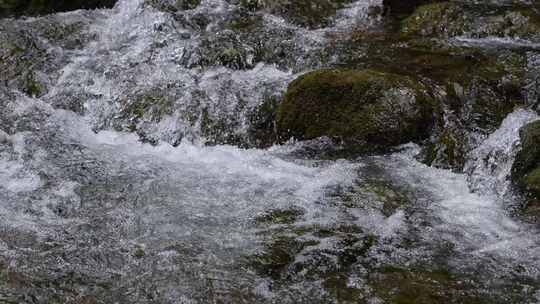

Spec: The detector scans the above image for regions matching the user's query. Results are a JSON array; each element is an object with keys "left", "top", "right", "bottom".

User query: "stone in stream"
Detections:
[
  {"left": 401, "top": 1, "right": 540, "bottom": 42},
  {"left": 0, "top": 12, "right": 97, "bottom": 104},
  {"left": 512, "top": 120, "right": 540, "bottom": 218},
  {"left": 276, "top": 69, "right": 438, "bottom": 154}
]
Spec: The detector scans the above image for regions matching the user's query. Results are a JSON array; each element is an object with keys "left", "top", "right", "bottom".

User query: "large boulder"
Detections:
[
  {"left": 0, "top": 0, "right": 117, "bottom": 18},
  {"left": 512, "top": 120, "right": 540, "bottom": 205},
  {"left": 276, "top": 69, "right": 437, "bottom": 153}
]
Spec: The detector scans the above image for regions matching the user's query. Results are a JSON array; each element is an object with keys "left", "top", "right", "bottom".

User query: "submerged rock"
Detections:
[
  {"left": 512, "top": 120, "right": 540, "bottom": 213},
  {"left": 0, "top": 0, "right": 117, "bottom": 18},
  {"left": 277, "top": 69, "right": 437, "bottom": 153}
]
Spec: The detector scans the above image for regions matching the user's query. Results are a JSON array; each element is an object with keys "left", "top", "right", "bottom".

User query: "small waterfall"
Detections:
[
  {"left": 464, "top": 108, "right": 539, "bottom": 198},
  {"left": 2, "top": 1, "right": 540, "bottom": 302}
]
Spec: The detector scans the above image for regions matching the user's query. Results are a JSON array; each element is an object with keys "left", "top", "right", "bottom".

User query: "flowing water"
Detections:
[{"left": 1, "top": 1, "right": 540, "bottom": 303}]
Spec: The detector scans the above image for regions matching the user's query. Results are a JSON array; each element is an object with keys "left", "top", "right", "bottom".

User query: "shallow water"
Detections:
[{"left": 1, "top": 0, "right": 540, "bottom": 303}]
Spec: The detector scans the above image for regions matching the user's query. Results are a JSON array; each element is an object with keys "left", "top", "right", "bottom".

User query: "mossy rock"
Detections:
[
  {"left": 197, "top": 30, "right": 256, "bottom": 70},
  {"left": 247, "top": 95, "right": 280, "bottom": 148},
  {"left": 338, "top": 166, "right": 414, "bottom": 216},
  {"left": 112, "top": 90, "right": 176, "bottom": 144},
  {"left": 401, "top": 2, "right": 540, "bottom": 41},
  {"left": 422, "top": 127, "right": 468, "bottom": 170},
  {"left": 277, "top": 69, "right": 437, "bottom": 154},
  {"left": 512, "top": 120, "right": 540, "bottom": 208},
  {"left": 227, "top": 9, "right": 264, "bottom": 32},
  {"left": 476, "top": 9, "right": 540, "bottom": 42},
  {"left": 523, "top": 168, "right": 540, "bottom": 199},
  {"left": 22, "top": 71, "right": 44, "bottom": 97},
  {"left": 0, "top": 24, "right": 50, "bottom": 98},
  {"left": 401, "top": 2, "right": 470, "bottom": 38},
  {"left": 368, "top": 266, "right": 493, "bottom": 304},
  {"left": 254, "top": 207, "right": 305, "bottom": 225},
  {"left": 123, "top": 94, "right": 174, "bottom": 124},
  {"left": 248, "top": 235, "right": 317, "bottom": 280}
]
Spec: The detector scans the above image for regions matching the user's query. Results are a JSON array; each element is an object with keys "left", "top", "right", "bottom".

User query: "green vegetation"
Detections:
[{"left": 512, "top": 120, "right": 540, "bottom": 214}]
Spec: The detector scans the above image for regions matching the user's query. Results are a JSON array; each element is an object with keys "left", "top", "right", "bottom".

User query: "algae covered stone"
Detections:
[
  {"left": 401, "top": 1, "right": 540, "bottom": 42},
  {"left": 512, "top": 120, "right": 540, "bottom": 202},
  {"left": 277, "top": 69, "right": 437, "bottom": 153},
  {"left": 401, "top": 2, "right": 469, "bottom": 38}
]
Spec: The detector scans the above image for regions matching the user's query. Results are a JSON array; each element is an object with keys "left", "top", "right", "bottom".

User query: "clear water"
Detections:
[{"left": 1, "top": 0, "right": 540, "bottom": 303}]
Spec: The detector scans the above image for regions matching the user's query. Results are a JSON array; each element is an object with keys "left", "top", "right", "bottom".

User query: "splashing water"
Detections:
[
  {"left": 465, "top": 109, "right": 539, "bottom": 197},
  {"left": 1, "top": 0, "right": 540, "bottom": 303}
]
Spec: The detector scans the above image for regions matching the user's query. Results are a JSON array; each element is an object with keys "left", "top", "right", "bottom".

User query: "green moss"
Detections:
[
  {"left": 369, "top": 267, "right": 489, "bottom": 304},
  {"left": 401, "top": 2, "right": 540, "bottom": 41},
  {"left": 248, "top": 95, "right": 280, "bottom": 148},
  {"left": 512, "top": 120, "right": 540, "bottom": 180},
  {"left": 126, "top": 94, "right": 173, "bottom": 122},
  {"left": 198, "top": 30, "right": 256, "bottom": 70},
  {"left": 218, "top": 47, "right": 245, "bottom": 68},
  {"left": 524, "top": 167, "right": 540, "bottom": 191},
  {"left": 322, "top": 273, "right": 363, "bottom": 302},
  {"left": 24, "top": 72, "right": 43, "bottom": 97},
  {"left": 511, "top": 121, "right": 540, "bottom": 218},
  {"left": 425, "top": 129, "right": 467, "bottom": 169},
  {"left": 277, "top": 69, "right": 437, "bottom": 153},
  {"left": 0, "top": 259, "right": 7, "bottom": 285},
  {"left": 483, "top": 10, "right": 540, "bottom": 41},
  {"left": 228, "top": 10, "right": 264, "bottom": 32},
  {"left": 133, "top": 247, "right": 145, "bottom": 259},
  {"left": 401, "top": 2, "right": 470, "bottom": 38},
  {"left": 344, "top": 178, "right": 412, "bottom": 216},
  {"left": 249, "top": 235, "right": 318, "bottom": 280},
  {"left": 254, "top": 207, "right": 305, "bottom": 225}
]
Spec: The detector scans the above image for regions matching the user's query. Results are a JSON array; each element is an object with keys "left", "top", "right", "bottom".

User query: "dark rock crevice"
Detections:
[{"left": 0, "top": 0, "right": 118, "bottom": 18}]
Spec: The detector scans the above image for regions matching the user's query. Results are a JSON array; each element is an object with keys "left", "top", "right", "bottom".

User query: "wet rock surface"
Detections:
[
  {"left": 277, "top": 69, "right": 437, "bottom": 153},
  {"left": 512, "top": 120, "right": 540, "bottom": 217},
  {"left": 1, "top": 0, "right": 540, "bottom": 303}
]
